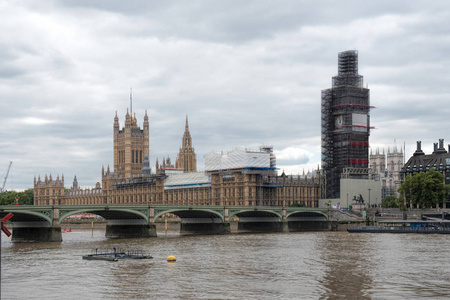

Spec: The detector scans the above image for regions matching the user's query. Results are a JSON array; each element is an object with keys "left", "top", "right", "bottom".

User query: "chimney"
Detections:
[
  {"left": 413, "top": 141, "right": 425, "bottom": 156},
  {"left": 433, "top": 142, "right": 438, "bottom": 153},
  {"left": 437, "top": 139, "right": 447, "bottom": 153}
]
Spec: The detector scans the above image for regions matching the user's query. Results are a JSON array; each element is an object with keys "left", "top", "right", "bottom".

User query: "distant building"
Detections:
[
  {"left": 401, "top": 139, "right": 450, "bottom": 208},
  {"left": 205, "top": 148, "right": 319, "bottom": 206},
  {"left": 34, "top": 109, "right": 319, "bottom": 207},
  {"left": 369, "top": 146, "right": 404, "bottom": 198},
  {"left": 402, "top": 139, "right": 450, "bottom": 181},
  {"left": 321, "top": 50, "right": 372, "bottom": 199}
]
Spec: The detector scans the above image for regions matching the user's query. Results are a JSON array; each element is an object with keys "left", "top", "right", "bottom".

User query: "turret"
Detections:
[
  {"left": 142, "top": 154, "right": 151, "bottom": 176},
  {"left": 114, "top": 111, "right": 119, "bottom": 132}
]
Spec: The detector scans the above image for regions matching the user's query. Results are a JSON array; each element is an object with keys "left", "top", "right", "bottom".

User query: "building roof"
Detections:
[
  {"left": 164, "top": 172, "right": 211, "bottom": 190},
  {"left": 402, "top": 139, "right": 450, "bottom": 174},
  {"left": 205, "top": 148, "right": 271, "bottom": 171}
]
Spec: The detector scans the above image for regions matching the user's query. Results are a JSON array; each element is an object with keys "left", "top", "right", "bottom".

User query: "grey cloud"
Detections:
[
  {"left": 2, "top": 1, "right": 450, "bottom": 189},
  {"left": 54, "top": 0, "right": 436, "bottom": 43}
]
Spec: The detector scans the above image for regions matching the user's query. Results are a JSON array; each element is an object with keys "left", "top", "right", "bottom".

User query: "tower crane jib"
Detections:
[{"left": 1, "top": 161, "right": 12, "bottom": 193}]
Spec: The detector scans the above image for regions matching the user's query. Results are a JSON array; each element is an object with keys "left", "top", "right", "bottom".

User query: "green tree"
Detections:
[
  {"left": 398, "top": 174, "right": 413, "bottom": 210},
  {"left": 382, "top": 196, "right": 398, "bottom": 208},
  {"left": 398, "top": 169, "right": 448, "bottom": 209},
  {"left": 0, "top": 189, "right": 34, "bottom": 205}
]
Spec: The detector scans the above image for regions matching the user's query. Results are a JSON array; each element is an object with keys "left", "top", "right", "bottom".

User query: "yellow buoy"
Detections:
[{"left": 167, "top": 255, "right": 176, "bottom": 262}]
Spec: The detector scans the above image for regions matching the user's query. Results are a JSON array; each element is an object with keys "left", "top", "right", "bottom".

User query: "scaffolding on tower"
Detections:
[{"left": 321, "top": 50, "right": 375, "bottom": 199}]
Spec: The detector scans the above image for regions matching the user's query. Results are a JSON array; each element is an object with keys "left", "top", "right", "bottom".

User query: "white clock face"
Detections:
[{"left": 335, "top": 115, "right": 344, "bottom": 129}]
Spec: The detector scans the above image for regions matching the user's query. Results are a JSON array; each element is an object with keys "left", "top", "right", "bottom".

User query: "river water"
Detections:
[{"left": 1, "top": 229, "right": 449, "bottom": 299}]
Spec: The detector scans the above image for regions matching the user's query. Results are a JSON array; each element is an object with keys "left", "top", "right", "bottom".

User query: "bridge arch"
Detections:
[
  {"left": 229, "top": 208, "right": 283, "bottom": 222},
  {"left": 0, "top": 209, "right": 53, "bottom": 225},
  {"left": 154, "top": 208, "right": 224, "bottom": 222},
  {"left": 286, "top": 211, "right": 328, "bottom": 221},
  {"left": 60, "top": 208, "right": 148, "bottom": 222}
]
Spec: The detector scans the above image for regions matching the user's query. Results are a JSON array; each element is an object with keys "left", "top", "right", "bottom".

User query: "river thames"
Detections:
[{"left": 2, "top": 229, "right": 450, "bottom": 299}]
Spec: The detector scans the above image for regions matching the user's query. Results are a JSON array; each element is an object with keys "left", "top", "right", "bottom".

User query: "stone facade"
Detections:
[
  {"left": 369, "top": 146, "right": 404, "bottom": 198},
  {"left": 114, "top": 110, "right": 149, "bottom": 178},
  {"left": 34, "top": 110, "right": 319, "bottom": 207},
  {"left": 175, "top": 115, "right": 197, "bottom": 173}
]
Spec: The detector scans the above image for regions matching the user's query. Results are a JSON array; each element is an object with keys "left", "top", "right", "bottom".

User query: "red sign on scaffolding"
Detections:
[{"left": 1, "top": 212, "right": 13, "bottom": 237}]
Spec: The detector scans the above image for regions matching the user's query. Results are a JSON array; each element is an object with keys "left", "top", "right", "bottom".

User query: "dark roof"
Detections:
[{"left": 402, "top": 140, "right": 450, "bottom": 173}]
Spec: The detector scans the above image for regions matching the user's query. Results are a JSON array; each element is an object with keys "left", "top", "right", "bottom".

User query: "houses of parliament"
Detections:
[{"left": 34, "top": 108, "right": 319, "bottom": 207}]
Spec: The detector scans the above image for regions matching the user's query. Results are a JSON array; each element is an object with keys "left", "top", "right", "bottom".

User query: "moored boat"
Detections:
[{"left": 348, "top": 220, "right": 450, "bottom": 234}]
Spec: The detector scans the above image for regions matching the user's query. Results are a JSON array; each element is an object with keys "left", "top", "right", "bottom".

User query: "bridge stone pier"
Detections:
[
  {"left": 234, "top": 211, "right": 286, "bottom": 233},
  {"left": 105, "top": 222, "right": 157, "bottom": 239},
  {"left": 72, "top": 205, "right": 157, "bottom": 239},
  {"left": 230, "top": 207, "right": 329, "bottom": 233},
  {"left": 0, "top": 205, "right": 62, "bottom": 242},
  {"left": 155, "top": 207, "right": 231, "bottom": 235}
]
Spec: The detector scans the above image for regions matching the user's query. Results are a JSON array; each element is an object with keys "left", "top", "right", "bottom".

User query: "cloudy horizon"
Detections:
[{"left": 1, "top": 1, "right": 450, "bottom": 191}]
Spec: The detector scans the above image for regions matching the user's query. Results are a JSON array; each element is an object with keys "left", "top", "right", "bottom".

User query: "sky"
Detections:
[{"left": 1, "top": 0, "right": 450, "bottom": 191}]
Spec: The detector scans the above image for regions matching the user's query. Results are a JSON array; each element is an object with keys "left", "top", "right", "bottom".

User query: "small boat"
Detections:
[
  {"left": 82, "top": 248, "right": 153, "bottom": 261},
  {"left": 348, "top": 219, "right": 450, "bottom": 234}
]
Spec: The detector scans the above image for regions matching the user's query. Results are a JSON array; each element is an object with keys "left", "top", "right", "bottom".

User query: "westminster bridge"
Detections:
[{"left": 0, "top": 204, "right": 329, "bottom": 242}]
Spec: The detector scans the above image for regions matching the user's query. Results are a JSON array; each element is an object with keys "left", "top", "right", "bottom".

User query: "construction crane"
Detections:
[{"left": 1, "top": 161, "right": 12, "bottom": 193}]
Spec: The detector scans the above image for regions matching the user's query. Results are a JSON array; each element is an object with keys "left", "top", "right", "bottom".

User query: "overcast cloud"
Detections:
[{"left": 1, "top": 0, "right": 450, "bottom": 190}]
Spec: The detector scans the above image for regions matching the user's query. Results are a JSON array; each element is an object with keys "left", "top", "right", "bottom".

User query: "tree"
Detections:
[
  {"left": 0, "top": 189, "right": 34, "bottom": 205},
  {"left": 382, "top": 196, "right": 398, "bottom": 208},
  {"left": 398, "top": 174, "right": 413, "bottom": 210},
  {"left": 398, "top": 169, "right": 448, "bottom": 209}
]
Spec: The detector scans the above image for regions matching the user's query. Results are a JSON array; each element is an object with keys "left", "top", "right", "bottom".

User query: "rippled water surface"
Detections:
[{"left": 2, "top": 230, "right": 450, "bottom": 299}]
